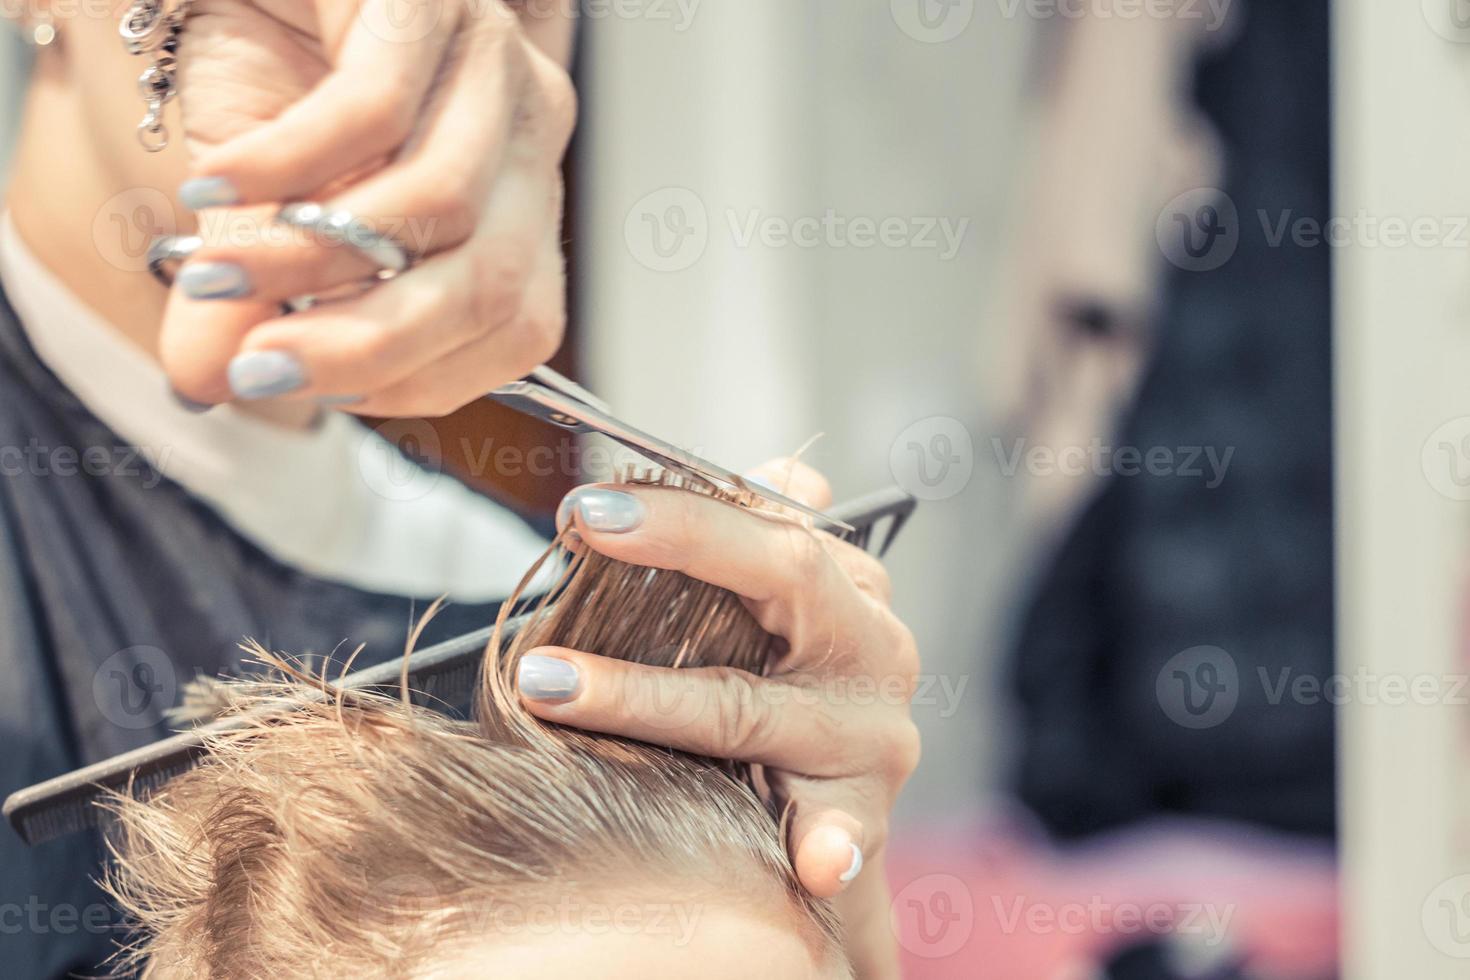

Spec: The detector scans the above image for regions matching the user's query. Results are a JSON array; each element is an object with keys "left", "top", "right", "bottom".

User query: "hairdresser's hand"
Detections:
[
  {"left": 162, "top": 0, "right": 575, "bottom": 415},
  {"left": 523, "top": 459, "right": 918, "bottom": 979}
]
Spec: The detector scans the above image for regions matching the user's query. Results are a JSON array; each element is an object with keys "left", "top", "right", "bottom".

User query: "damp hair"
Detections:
[{"left": 100, "top": 471, "right": 849, "bottom": 979}]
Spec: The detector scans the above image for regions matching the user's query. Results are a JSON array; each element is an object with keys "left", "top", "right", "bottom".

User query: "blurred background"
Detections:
[{"left": 9, "top": 1, "right": 1470, "bottom": 977}]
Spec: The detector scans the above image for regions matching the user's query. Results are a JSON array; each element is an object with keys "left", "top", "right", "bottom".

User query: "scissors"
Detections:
[{"left": 487, "top": 366, "right": 854, "bottom": 533}]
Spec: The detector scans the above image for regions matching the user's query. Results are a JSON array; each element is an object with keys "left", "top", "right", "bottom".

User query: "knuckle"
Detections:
[
  {"left": 358, "top": 83, "right": 418, "bottom": 147},
  {"left": 863, "top": 817, "right": 893, "bottom": 857},
  {"left": 844, "top": 549, "right": 893, "bottom": 602},
  {"left": 709, "top": 668, "right": 777, "bottom": 756},
  {"left": 882, "top": 614, "right": 921, "bottom": 681},
  {"left": 540, "top": 68, "right": 579, "bottom": 148},
  {"left": 779, "top": 526, "right": 834, "bottom": 588},
  {"left": 468, "top": 249, "right": 534, "bottom": 329},
  {"left": 882, "top": 720, "right": 923, "bottom": 783},
  {"left": 336, "top": 325, "right": 401, "bottom": 378},
  {"left": 415, "top": 182, "right": 481, "bottom": 242}
]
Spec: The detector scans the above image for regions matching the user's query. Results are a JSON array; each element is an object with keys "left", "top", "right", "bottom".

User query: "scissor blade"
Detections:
[{"left": 485, "top": 382, "right": 855, "bottom": 533}]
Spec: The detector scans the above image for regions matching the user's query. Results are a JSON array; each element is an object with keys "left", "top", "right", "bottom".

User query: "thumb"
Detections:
[{"left": 790, "top": 803, "right": 867, "bottom": 899}]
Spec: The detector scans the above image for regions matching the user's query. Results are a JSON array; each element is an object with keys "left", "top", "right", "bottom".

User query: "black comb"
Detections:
[{"left": 5, "top": 487, "right": 917, "bottom": 846}]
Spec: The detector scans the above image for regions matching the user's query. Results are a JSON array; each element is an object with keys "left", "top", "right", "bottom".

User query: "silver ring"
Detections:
[
  {"left": 275, "top": 202, "right": 412, "bottom": 276},
  {"left": 147, "top": 234, "right": 202, "bottom": 287}
]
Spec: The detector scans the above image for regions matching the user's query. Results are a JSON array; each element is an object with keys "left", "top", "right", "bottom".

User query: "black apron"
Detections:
[{"left": 0, "top": 284, "right": 528, "bottom": 977}]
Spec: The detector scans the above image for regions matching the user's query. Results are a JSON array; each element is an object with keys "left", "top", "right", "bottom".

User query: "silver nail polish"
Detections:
[
  {"left": 168, "top": 388, "right": 215, "bottom": 414},
  {"left": 178, "top": 262, "right": 252, "bottom": 300},
  {"left": 517, "top": 655, "right": 580, "bottom": 702},
  {"left": 228, "top": 351, "right": 308, "bottom": 400},
  {"left": 570, "top": 489, "right": 645, "bottom": 533},
  {"left": 839, "top": 843, "right": 864, "bottom": 883},
  {"left": 179, "top": 176, "right": 239, "bottom": 210}
]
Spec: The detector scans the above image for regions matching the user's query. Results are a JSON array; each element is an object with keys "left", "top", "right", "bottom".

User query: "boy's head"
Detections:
[{"left": 104, "top": 476, "right": 852, "bottom": 979}]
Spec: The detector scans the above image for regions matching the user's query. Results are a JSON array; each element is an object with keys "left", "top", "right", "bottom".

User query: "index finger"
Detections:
[{"left": 557, "top": 484, "right": 870, "bottom": 645}]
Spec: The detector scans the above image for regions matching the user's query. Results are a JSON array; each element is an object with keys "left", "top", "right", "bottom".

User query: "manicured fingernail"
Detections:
[
  {"left": 518, "top": 654, "right": 580, "bottom": 703},
  {"left": 178, "top": 262, "right": 253, "bottom": 300},
  {"left": 179, "top": 176, "right": 239, "bottom": 210},
  {"left": 564, "top": 488, "right": 645, "bottom": 533},
  {"left": 228, "top": 351, "right": 307, "bottom": 400},
  {"left": 839, "top": 842, "right": 864, "bottom": 884},
  {"left": 318, "top": 394, "right": 365, "bottom": 407},
  {"left": 168, "top": 387, "right": 215, "bottom": 414}
]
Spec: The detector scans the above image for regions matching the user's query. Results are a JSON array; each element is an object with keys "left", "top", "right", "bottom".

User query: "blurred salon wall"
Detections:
[{"left": 575, "top": 0, "right": 1036, "bottom": 826}]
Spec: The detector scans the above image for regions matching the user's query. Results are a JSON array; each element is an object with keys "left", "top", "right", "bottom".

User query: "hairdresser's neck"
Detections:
[{"left": 6, "top": 55, "right": 180, "bottom": 359}]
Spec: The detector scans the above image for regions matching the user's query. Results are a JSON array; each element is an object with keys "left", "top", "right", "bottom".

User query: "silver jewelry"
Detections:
[
  {"left": 24, "top": 8, "right": 57, "bottom": 47},
  {"left": 146, "top": 234, "right": 202, "bottom": 287},
  {"left": 275, "top": 203, "right": 413, "bottom": 276},
  {"left": 121, "top": 0, "right": 191, "bottom": 152}
]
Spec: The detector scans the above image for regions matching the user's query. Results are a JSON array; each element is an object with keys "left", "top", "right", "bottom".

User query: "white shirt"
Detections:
[{"left": 0, "top": 214, "right": 550, "bottom": 601}]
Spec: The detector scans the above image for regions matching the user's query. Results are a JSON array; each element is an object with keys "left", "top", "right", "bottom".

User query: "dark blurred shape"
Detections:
[
  {"left": 1102, "top": 941, "right": 1245, "bottom": 980},
  {"left": 1011, "top": 0, "right": 1336, "bottom": 840}
]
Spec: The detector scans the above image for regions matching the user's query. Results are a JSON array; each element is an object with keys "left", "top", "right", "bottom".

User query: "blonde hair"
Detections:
[{"left": 102, "top": 474, "right": 848, "bottom": 979}]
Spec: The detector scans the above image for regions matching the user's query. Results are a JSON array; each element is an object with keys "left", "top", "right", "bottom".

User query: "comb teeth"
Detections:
[
  {"left": 12, "top": 755, "right": 200, "bottom": 842},
  {"left": 5, "top": 487, "right": 917, "bottom": 847}
]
